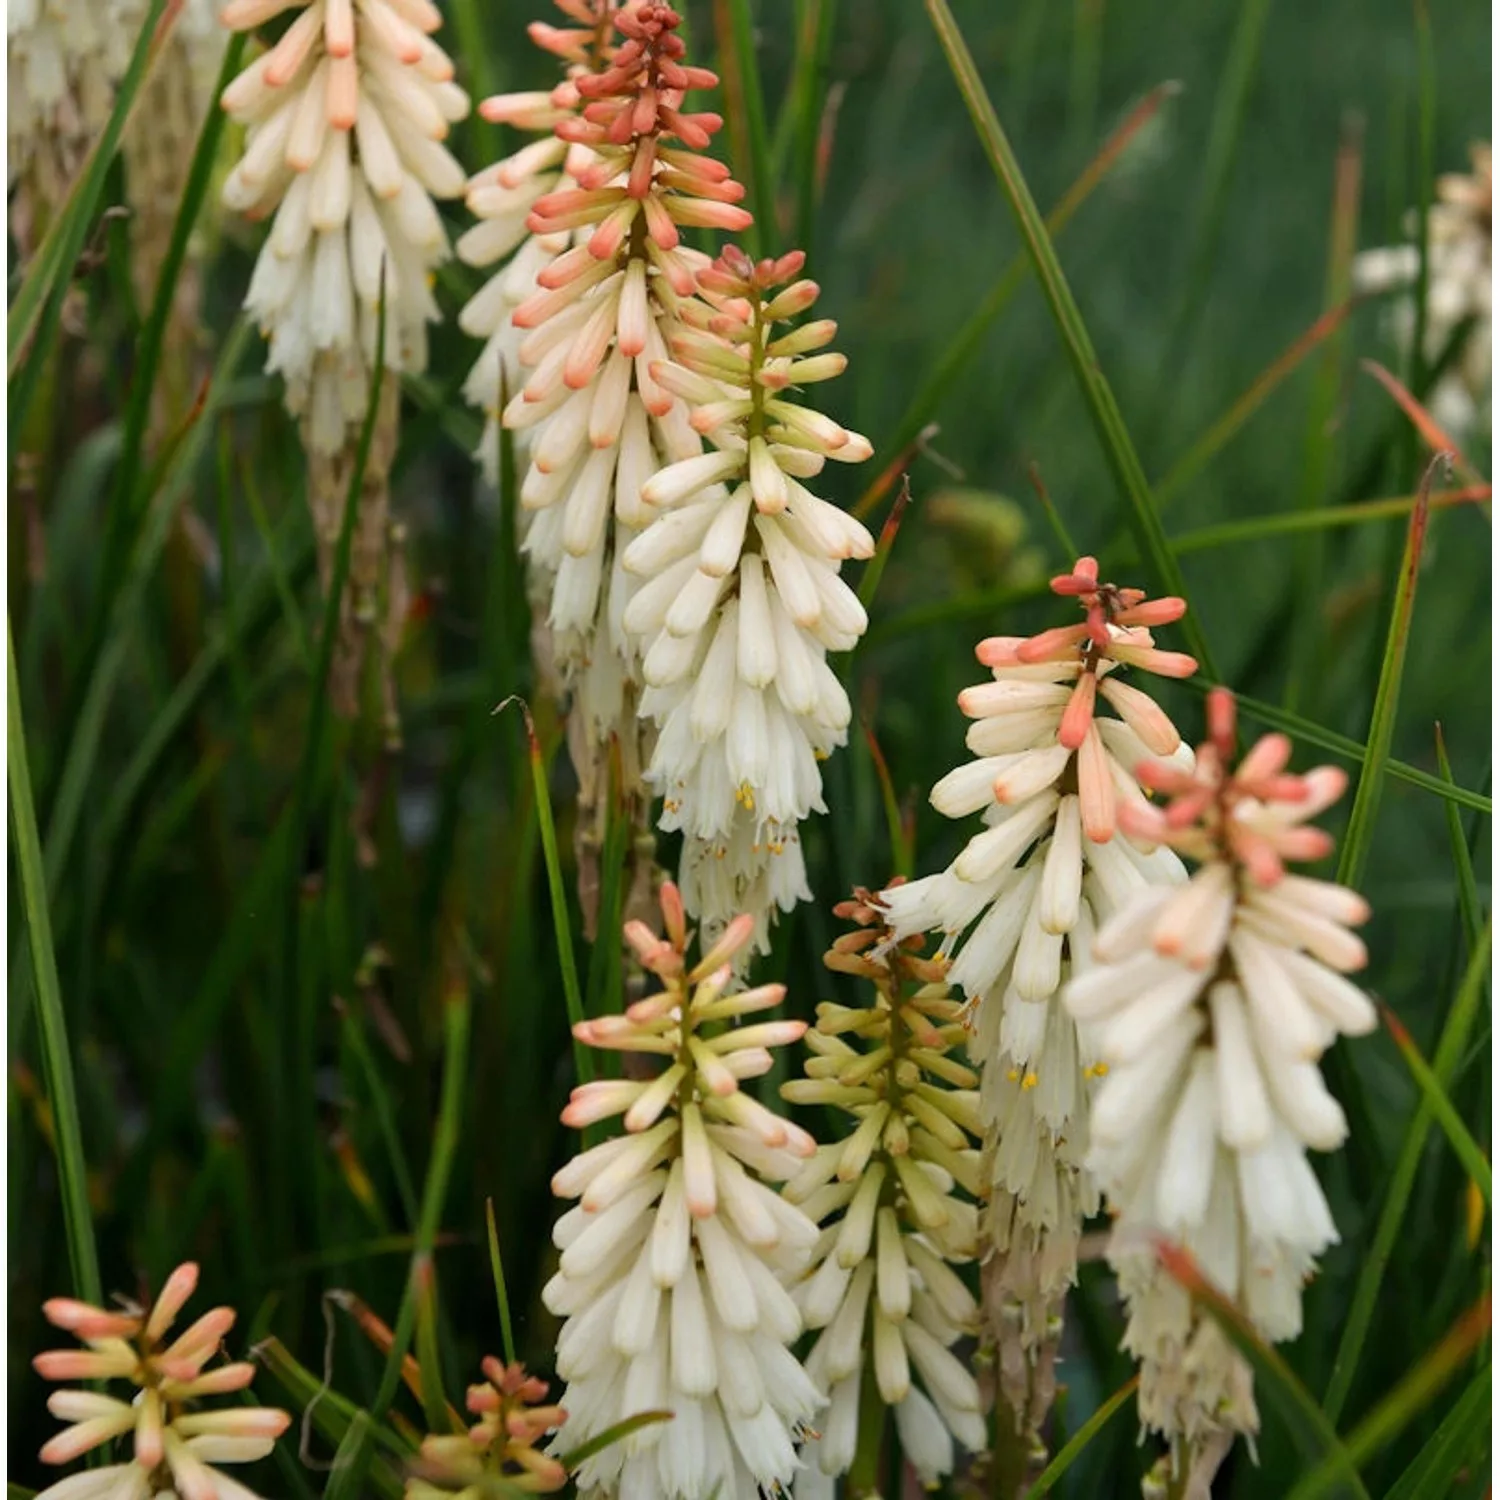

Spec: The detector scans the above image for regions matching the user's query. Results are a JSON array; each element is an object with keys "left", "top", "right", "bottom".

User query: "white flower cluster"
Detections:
[
  {"left": 8, "top": 0, "right": 144, "bottom": 220},
  {"left": 1353, "top": 142, "right": 1492, "bottom": 440},
  {"left": 1063, "top": 689, "right": 1375, "bottom": 1474},
  {"left": 877, "top": 560, "right": 1197, "bottom": 1429},
  {"left": 219, "top": 0, "right": 470, "bottom": 454},
  {"left": 627, "top": 247, "right": 873, "bottom": 955},
  {"left": 547, "top": 889, "right": 824, "bottom": 1500},
  {"left": 457, "top": 3, "right": 605, "bottom": 485},
  {"left": 496, "top": 1, "right": 749, "bottom": 752}
]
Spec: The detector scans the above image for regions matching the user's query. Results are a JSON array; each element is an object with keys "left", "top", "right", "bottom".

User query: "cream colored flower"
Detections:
[
  {"left": 1063, "top": 687, "right": 1375, "bottom": 1483},
  {"left": 219, "top": 0, "right": 470, "bottom": 454},
  {"left": 33, "top": 1262, "right": 290, "bottom": 1500},
  {"left": 547, "top": 883, "right": 824, "bottom": 1500}
]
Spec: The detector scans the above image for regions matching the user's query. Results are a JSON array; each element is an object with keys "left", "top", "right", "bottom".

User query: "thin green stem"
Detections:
[{"left": 8, "top": 618, "right": 102, "bottom": 1306}]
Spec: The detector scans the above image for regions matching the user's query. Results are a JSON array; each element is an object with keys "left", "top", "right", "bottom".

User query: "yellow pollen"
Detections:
[
  {"left": 1020, "top": 1072, "right": 1038, "bottom": 1090},
  {"left": 735, "top": 782, "right": 756, "bottom": 810},
  {"left": 1084, "top": 1062, "right": 1110, "bottom": 1079},
  {"left": 1006, "top": 1067, "right": 1020, "bottom": 1082}
]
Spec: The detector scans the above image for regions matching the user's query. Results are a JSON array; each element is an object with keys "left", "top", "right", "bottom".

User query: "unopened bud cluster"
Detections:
[{"left": 782, "top": 887, "right": 988, "bottom": 1488}]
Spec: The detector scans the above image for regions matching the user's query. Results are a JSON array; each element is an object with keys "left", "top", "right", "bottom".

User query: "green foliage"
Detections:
[{"left": 6, "top": 2, "right": 1490, "bottom": 1499}]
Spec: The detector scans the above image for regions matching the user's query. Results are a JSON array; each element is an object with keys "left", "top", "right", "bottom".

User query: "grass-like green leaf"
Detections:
[
  {"left": 873, "top": 80, "right": 1180, "bottom": 492},
  {"left": 499, "top": 698, "right": 595, "bottom": 1096},
  {"left": 1158, "top": 1242, "right": 1373, "bottom": 1499},
  {"left": 1021, "top": 1374, "right": 1138, "bottom": 1497},
  {"left": 322, "top": 1409, "right": 377, "bottom": 1500},
  {"left": 7, "top": 0, "right": 170, "bottom": 383},
  {"left": 1336, "top": 460, "right": 1437, "bottom": 888},
  {"left": 1434, "top": 724, "right": 1485, "bottom": 958},
  {"left": 7, "top": 617, "right": 101, "bottom": 1306},
  {"left": 856, "top": 476, "right": 912, "bottom": 612},
  {"left": 33, "top": 319, "right": 254, "bottom": 959},
  {"left": 1284, "top": 115, "right": 1363, "bottom": 715},
  {"left": 1154, "top": 298, "right": 1363, "bottom": 511},
  {"left": 1153, "top": 0, "right": 1273, "bottom": 385},
  {"left": 369, "top": 983, "right": 473, "bottom": 1424},
  {"left": 713, "top": 0, "right": 777, "bottom": 255},
  {"left": 924, "top": 0, "right": 1216, "bottom": 676},
  {"left": 485, "top": 1198, "right": 517, "bottom": 1368},
  {"left": 98, "top": 31, "right": 248, "bottom": 607},
  {"left": 1166, "top": 484, "right": 1488, "bottom": 554},
  {"left": 1289, "top": 1298, "right": 1491, "bottom": 1500},
  {"left": 1381, "top": 1006, "right": 1492, "bottom": 1209},
  {"left": 1322, "top": 923, "right": 1493, "bottom": 1424},
  {"left": 1381, "top": 1360, "right": 1491, "bottom": 1500},
  {"left": 556, "top": 1409, "right": 675, "bottom": 1468}
]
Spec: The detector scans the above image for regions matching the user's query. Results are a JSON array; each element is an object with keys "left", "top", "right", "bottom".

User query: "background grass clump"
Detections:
[{"left": 7, "top": 1, "right": 1491, "bottom": 1497}]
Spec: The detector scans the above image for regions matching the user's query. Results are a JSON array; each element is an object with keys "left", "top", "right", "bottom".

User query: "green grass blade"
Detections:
[
  {"left": 924, "top": 0, "right": 1215, "bottom": 676},
  {"left": 369, "top": 984, "right": 472, "bottom": 1424},
  {"left": 856, "top": 476, "right": 912, "bottom": 612},
  {"left": 485, "top": 1198, "right": 517, "bottom": 1367},
  {"left": 1180, "top": 682, "right": 1491, "bottom": 816},
  {"left": 1284, "top": 115, "right": 1363, "bottom": 715},
  {"left": 1322, "top": 923, "right": 1492, "bottom": 1423},
  {"left": 1434, "top": 724, "right": 1484, "bottom": 957},
  {"left": 1336, "top": 462, "right": 1436, "bottom": 890},
  {"left": 1022, "top": 1375, "right": 1138, "bottom": 1497},
  {"left": 7, "top": 617, "right": 102, "bottom": 1305},
  {"left": 1166, "top": 484, "right": 1487, "bottom": 554},
  {"left": 412, "top": 1255, "right": 454, "bottom": 1436},
  {"left": 37, "top": 320, "right": 254, "bottom": 910},
  {"left": 500, "top": 698, "right": 594, "bottom": 1099},
  {"left": 874, "top": 80, "right": 1180, "bottom": 483},
  {"left": 1381, "top": 1006, "right": 1492, "bottom": 1209},
  {"left": 1154, "top": 298, "right": 1361, "bottom": 510},
  {"left": 1380, "top": 1361, "right": 1491, "bottom": 1500},
  {"left": 99, "top": 31, "right": 248, "bottom": 602},
  {"left": 863, "top": 581, "right": 1054, "bottom": 649},
  {"left": 785, "top": 0, "right": 838, "bottom": 256},
  {"left": 713, "top": 0, "right": 777, "bottom": 253},
  {"left": 322, "top": 1410, "right": 377, "bottom": 1500},
  {"left": 8, "top": 0, "right": 171, "bottom": 399},
  {"left": 556, "top": 1410, "right": 676, "bottom": 1469},
  {"left": 1159, "top": 1243, "right": 1373, "bottom": 1499},
  {"left": 1289, "top": 1299, "right": 1491, "bottom": 1500},
  {"left": 1156, "top": 0, "right": 1274, "bottom": 377}
]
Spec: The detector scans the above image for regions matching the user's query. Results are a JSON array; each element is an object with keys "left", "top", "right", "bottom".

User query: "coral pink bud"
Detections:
[
  {"left": 660, "top": 882, "right": 688, "bottom": 949},
  {"left": 1116, "top": 596, "right": 1187, "bottom": 627},
  {"left": 1057, "top": 672, "right": 1098, "bottom": 750},
  {"left": 1237, "top": 733, "right": 1292, "bottom": 787},
  {"left": 1207, "top": 688, "right": 1237, "bottom": 756},
  {"left": 1016, "top": 624, "right": 1089, "bottom": 664},
  {"left": 145, "top": 1262, "right": 200, "bottom": 1342}
]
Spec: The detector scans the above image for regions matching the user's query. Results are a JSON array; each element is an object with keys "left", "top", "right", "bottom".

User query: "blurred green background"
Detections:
[{"left": 8, "top": 1, "right": 1491, "bottom": 1496}]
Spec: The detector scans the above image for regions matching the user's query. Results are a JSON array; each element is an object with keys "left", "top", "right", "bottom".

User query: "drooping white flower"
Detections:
[
  {"left": 219, "top": 0, "right": 471, "bottom": 456},
  {"left": 624, "top": 246, "right": 874, "bottom": 955},
  {"left": 8, "top": 0, "right": 146, "bottom": 233},
  {"left": 548, "top": 883, "right": 824, "bottom": 1500},
  {"left": 782, "top": 888, "right": 988, "bottom": 1490},
  {"left": 876, "top": 557, "right": 1198, "bottom": 1440},
  {"left": 457, "top": 3, "right": 607, "bottom": 485},
  {"left": 32, "top": 1261, "right": 291, "bottom": 1500},
  {"left": 1063, "top": 686, "right": 1376, "bottom": 1482},
  {"left": 1353, "top": 142, "right": 1492, "bottom": 440}
]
